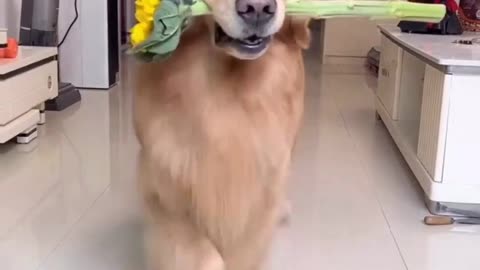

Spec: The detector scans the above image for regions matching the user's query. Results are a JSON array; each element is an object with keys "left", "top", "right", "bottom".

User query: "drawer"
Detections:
[
  {"left": 0, "top": 109, "right": 39, "bottom": 143},
  {"left": 442, "top": 75, "right": 480, "bottom": 185},
  {"left": 0, "top": 61, "right": 58, "bottom": 125}
]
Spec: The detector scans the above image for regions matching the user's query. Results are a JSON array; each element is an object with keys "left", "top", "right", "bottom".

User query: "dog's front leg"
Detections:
[
  {"left": 138, "top": 153, "right": 224, "bottom": 270},
  {"left": 144, "top": 215, "right": 224, "bottom": 270}
]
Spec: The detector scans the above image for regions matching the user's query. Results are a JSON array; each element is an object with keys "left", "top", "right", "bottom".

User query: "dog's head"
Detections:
[{"left": 204, "top": 0, "right": 291, "bottom": 60}]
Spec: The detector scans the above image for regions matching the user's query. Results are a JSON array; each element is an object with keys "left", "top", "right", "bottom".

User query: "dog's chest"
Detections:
[
  {"left": 145, "top": 89, "right": 291, "bottom": 241},
  {"left": 185, "top": 91, "right": 291, "bottom": 241},
  {"left": 176, "top": 87, "right": 291, "bottom": 178},
  {"left": 136, "top": 51, "right": 302, "bottom": 246}
]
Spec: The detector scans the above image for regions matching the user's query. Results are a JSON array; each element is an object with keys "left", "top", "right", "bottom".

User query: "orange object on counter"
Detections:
[{"left": 0, "top": 38, "right": 19, "bottom": 59}]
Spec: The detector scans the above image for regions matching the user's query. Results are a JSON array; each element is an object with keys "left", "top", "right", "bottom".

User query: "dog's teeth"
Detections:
[{"left": 242, "top": 38, "right": 262, "bottom": 45}]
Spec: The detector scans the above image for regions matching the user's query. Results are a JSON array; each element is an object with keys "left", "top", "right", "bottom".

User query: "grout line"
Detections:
[
  {"left": 36, "top": 127, "right": 112, "bottom": 270},
  {"left": 1, "top": 127, "right": 86, "bottom": 241},
  {"left": 36, "top": 185, "right": 111, "bottom": 270},
  {"left": 330, "top": 82, "right": 410, "bottom": 270},
  {"left": 0, "top": 181, "right": 59, "bottom": 241}
]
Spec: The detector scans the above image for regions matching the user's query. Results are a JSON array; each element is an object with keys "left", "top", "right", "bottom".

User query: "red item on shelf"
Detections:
[{"left": 0, "top": 38, "right": 19, "bottom": 59}]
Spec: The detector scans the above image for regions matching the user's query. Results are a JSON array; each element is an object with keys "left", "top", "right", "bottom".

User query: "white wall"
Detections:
[
  {"left": 324, "top": 18, "right": 381, "bottom": 58},
  {"left": 322, "top": 18, "right": 397, "bottom": 64},
  {"left": 0, "top": 0, "right": 22, "bottom": 38},
  {"left": 58, "top": 0, "right": 83, "bottom": 83},
  {"left": 59, "top": 0, "right": 113, "bottom": 88}
]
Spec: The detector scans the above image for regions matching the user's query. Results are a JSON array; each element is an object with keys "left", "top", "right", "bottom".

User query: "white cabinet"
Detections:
[
  {"left": 376, "top": 25, "right": 480, "bottom": 207},
  {"left": 0, "top": 61, "right": 58, "bottom": 125},
  {"left": 0, "top": 46, "right": 58, "bottom": 144}
]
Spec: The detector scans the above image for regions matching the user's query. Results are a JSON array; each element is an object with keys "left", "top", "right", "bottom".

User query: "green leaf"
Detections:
[
  {"left": 131, "top": 0, "right": 190, "bottom": 61},
  {"left": 144, "top": 27, "right": 181, "bottom": 55}
]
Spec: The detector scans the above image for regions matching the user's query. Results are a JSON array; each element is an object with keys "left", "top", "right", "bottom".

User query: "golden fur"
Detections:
[{"left": 134, "top": 16, "right": 310, "bottom": 270}]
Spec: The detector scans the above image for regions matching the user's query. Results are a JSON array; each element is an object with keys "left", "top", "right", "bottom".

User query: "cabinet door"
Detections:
[
  {"left": 377, "top": 35, "right": 402, "bottom": 119},
  {"left": 442, "top": 75, "right": 480, "bottom": 185},
  {"left": 417, "top": 65, "right": 449, "bottom": 183}
]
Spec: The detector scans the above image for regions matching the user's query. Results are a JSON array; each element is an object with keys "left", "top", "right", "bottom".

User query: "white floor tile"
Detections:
[{"left": 326, "top": 69, "right": 480, "bottom": 270}]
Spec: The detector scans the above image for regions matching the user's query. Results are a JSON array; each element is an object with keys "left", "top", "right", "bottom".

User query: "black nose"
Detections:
[{"left": 235, "top": 0, "right": 277, "bottom": 27}]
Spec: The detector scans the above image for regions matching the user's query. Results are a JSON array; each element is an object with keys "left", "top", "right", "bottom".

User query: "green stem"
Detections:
[
  {"left": 286, "top": 0, "right": 445, "bottom": 22},
  {"left": 191, "top": 1, "right": 211, "bottom": 16},
  {"left": 189, "top": 0, "right": 445, "bottom": 22}
]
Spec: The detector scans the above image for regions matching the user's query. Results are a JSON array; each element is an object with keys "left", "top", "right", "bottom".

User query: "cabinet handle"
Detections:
[
  {"left": 381, "top": 68, "right": 389, "bottom": 77},
  {"left": 47, "top": 76, "right": 52, "bottom": 89}
]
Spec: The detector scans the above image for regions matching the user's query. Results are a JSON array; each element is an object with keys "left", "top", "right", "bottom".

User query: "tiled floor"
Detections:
[{"left": 2, "top": 48, "right": 480, "bottom": 270}]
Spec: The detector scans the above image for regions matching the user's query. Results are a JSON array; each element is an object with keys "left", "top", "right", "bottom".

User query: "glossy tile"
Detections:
[
  {"left": 1, "top": 49, "right": 479, "bottom": 270},
  {"left": 0, "top": 89, "right": 131, "bottom": 270},
  {"left": 326, "top": 68, "right": 480, "bottom": 270}
]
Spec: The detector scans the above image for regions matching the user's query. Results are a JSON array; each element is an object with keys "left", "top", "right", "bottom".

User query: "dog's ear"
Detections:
[{"left": 290, "top": 18, "right": 311, "bottom": 49}]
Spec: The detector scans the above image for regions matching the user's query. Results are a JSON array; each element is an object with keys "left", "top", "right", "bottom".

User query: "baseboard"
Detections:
[{"left": 323, "top": 56, "right": 367, "bottom": 65}]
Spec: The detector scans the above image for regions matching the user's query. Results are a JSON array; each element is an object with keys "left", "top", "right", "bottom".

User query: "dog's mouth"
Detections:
[{"left": 214, "top": 23, "right": 272, "bottom": 59}]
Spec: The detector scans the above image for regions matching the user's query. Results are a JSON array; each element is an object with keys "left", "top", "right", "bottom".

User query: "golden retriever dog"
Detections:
[{"left": 133, "top": 0, "right": 310, "bottom": 268}]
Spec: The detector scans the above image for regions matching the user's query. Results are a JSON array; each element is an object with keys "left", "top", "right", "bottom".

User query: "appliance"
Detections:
[
  {"left": 19, "top": 0, "right": 81, "bottom": 110},
  {"left": 398, "top": 0, "right": 463, "bottom": 34}
]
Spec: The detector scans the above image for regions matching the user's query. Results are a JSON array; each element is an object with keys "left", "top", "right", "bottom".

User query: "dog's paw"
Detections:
[{"left": 199, "top": 249, "right": 225, "bottom": 270}]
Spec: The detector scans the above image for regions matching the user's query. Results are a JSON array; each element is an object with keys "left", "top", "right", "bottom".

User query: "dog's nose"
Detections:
[{"left": 236, "top": 0, "right": 277, "bottom": 27}]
